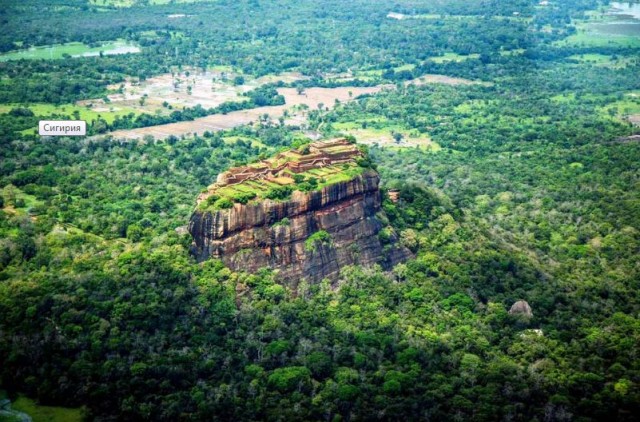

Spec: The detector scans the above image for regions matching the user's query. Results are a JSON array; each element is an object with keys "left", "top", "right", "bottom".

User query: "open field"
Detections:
[
  {"left": 566, "top": 53, "right": 637, "bottom": 68},
  {"left": 0, "top": 103, "right": 140, "bottom": 123},
  {"left": 325, "top": 63, "right": 415, "bottom": 83},
  {"left": 1, "top": 185, "right": 44, "bottom": 218},
  {"left": 500, "top": 49, "right": 525, "bottom": 57},
  {"left": 105, "top": 75, "right": 483, "bottom": 140},
  {"left": 333, "top": 122, "right": 440, "bottom": 150},
  {"left": 326, "top": 64, "right": 475, "bottom": 84},
  {"left": 599, "top": 95, "right": 640, "bottom": 124},
  {"left": 90, "top": 0, "right": 211, "bottom": 6},
  {"left": 108, "top": 86, "right": 384, "bottom": 140},
  {"left": 222, "top": 136, "right": 267, "bottom": 148},
  {"left": 0, "top": 40, "right": 140, "bottom": 61},
  {"left": 555, "top": 27, "right": 640, "bottom": 47},
  {"left": 386, "top": 12, "right": 529, "bottom": 22},
  {"left": 90, "top": 0, "right": 136, "bottom": 5},
  {"left": 555, "top": 4, "right": 640, "bottom": 48},
  {"left": 0, "top": 102, "right": 141, "bottom": 135},
  {"left": 9, "top": 395, "right": 82, "bottom": 422},
  {"left": 428, "top": 53, "right": 480, "bottom": 63},
  {"left": 408, "top": 74, "right": 487, "bottom": 86},
  {"left": 78, "top": 70, "right": 307, "bottom": 117}
]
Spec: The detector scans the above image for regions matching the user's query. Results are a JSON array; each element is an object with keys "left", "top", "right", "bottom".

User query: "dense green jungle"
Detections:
[{"left": 0, "top": 0, "right": 639, "bottom": 420}]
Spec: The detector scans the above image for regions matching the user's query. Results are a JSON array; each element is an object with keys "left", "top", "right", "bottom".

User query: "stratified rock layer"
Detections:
[{"left": 189, "top": 169, "right": 411, "bottom": 283}]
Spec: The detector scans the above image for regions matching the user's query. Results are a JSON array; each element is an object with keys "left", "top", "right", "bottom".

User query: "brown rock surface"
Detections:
[{"left": 189, "top": 169, "right": 411, "bottom": 283}]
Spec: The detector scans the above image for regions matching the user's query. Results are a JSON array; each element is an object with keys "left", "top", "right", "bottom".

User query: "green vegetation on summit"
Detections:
[{"left": 197, "top": 138, "right": 367, "bottom": 210}]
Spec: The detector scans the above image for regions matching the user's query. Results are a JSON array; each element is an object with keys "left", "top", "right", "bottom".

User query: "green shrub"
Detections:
[
  {"left": 306, "top": 351, "right": 332, "bottom": 379},
  {"left": 265, "top": 185, "right": 293, "bottom": 200},
  {"left": 213, "top": 198, "right": 234, "bottom": 209},
  {"left": 197, "top": 194, "right": 221, "bottom": 211},
  {"left": 231, "top": 192, "right": 257, "bottom": 204},
  {"left": 305, "top": 230, "right": 332, "bottom": 251},
  {"left": 356, "top": 157, "right": 372, "bottom": 168},
  {"left": 245, "top": 364, "right": 264, "bottom": 378},
  {"left": 273, "top": 217, "right": 290, "bottom": 227},
  {"left": 263, "top": 284, "right": 286, "bottom": 301},
  {"left": 265, "top": 339, "right": 290, "bottom": 356},
  {"left": 267, "top": 366, "right": 311, "bottom": 392},
  {"left": 378, "top": 226, "right": 393, "bottom": 244},
  {"left": 297, "top": 182, "right": 313, "bottom": 192},
  {"left": 298, "top": 144, "right": 311, "bottom": 155}
]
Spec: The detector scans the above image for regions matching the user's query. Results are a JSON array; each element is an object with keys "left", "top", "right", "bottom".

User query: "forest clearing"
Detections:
[
  {"left": 107, "top": 86, "right": 383, "bottom": 140},
  {"left": 80, "top": 70, "right": 307, "bottom": 116},
  {"left": 0, "top": 40, "right": 140, "bottom": 61},
  {"left": 106, "top": 75, "right": 480, "bottom": 140}
]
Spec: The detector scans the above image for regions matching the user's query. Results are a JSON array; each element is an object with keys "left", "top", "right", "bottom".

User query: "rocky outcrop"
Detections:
[
  {"left": 509, "top": 300, "right": 533, "bottom": 318},
  {"left": 189, "top": 169, "right": 411, "bottom": 284}
]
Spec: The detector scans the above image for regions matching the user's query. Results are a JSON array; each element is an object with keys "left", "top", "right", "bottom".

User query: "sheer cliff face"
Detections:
[{"left": 189, "top": 169, "right": 411, "bottom": 283}]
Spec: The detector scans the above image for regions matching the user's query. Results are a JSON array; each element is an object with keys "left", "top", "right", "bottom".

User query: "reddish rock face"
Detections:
[{"left": 189, "top": 169, "right": 411, "bottom": 283}]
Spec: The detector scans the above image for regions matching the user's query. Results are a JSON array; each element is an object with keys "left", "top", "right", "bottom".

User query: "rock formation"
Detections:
[
  {"left": 509, "top": 300, "right": 533, "bottom": 318},
  {"left": 189, "top": 147, "right": 412, "bottom": 284}
]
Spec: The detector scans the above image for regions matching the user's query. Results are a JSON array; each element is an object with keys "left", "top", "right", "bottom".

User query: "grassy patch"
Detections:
[
  {"left": 499, "top": 49, "right": 525, "bottom": 57},
  {"left": 2, "top": 186, "right": 44, "bottom": 217},
  {"left": 0, "top": 40, "right": 140, "bottom": 62},
  {"left": 393, "top": 63, "right": 416, "bottom": 72},
  {"left": 428, "top": 53, "right": 480, "bottom": 63},
  {"left": 316, "top": 165, "right": 364, "bottom": 188},
  {"left": 566, "top": 53, "right": 637, "bottom": 68},
  {"left": 598, "top": 97, "right": 640, "bottom": 121},
  {"left": 209, "top": 64, "right": 235, "bottom": 72},
  {"left": 454, "top": 99, "right": 490, "bottom": 114},
  {"left": 222, "top": 136, "right": 266, "bottom": 148},
  {"left": 354, "top": 69, "right": 383, "bottom": 78},
  {"left": 0, "top": 103, "right": 141, "bottom": 125},
  {"left": 89, "top": 0, "right": 213, "bottom": 6},
  {"left": 334, "top": 124, "right": 437, "bottom": 150},
  {"left": 89, "top": 0, "right": 135, "bottom": 6},
  {"left": 555, "top": 23, "right": 640, "bottom": 48},
  {"left": 568, "top": 53, "right": 614, "bottom": 64},
  {"left": 549, "top": 92, "right": 603, "bottom": 104},
  {"left": 12, "top": 395, "right": 83, "bottom": 422}
]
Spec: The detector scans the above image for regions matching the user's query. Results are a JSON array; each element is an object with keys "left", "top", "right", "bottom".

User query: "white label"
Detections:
[{"left": 39, "top": 120, "right": 86, "bottom": 136}]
